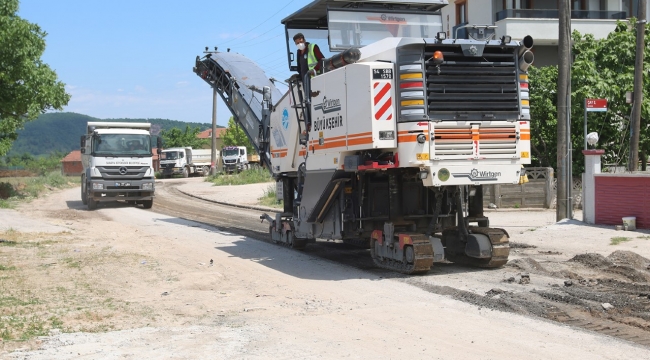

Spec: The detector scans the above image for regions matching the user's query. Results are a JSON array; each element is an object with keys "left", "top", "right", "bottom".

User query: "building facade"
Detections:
[{"left": 441, "top": 0, "right": 644, "bottom": 66}]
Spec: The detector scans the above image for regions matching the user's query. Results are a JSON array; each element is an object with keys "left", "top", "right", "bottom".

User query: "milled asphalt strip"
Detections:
[{"left": 174, "top": 186, "right": 281, "bottom": 213}]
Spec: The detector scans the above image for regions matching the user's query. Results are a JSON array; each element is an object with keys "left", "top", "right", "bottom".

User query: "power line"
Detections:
[{"left": 217, "top": 0, "right": 296, "bottom": 47}]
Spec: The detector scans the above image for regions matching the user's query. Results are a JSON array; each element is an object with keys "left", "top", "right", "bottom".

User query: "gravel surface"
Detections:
[{"left": 1, "top": 178, "right": 649, "bottom": 359}]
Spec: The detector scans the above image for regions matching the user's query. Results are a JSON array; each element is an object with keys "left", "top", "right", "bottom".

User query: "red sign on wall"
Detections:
[{"left": 585, "top": 98, "right": 607, "bottom": 112}]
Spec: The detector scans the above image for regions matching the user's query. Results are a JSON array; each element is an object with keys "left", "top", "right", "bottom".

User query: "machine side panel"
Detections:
[
  {"left": 270, "top": 89, "right": 302, "bottom": 173},
  {"left": 307, "top": 68, "right": 348, "bottom": 171},
  {"left": 396, "top": 121, "right": 430, "bottom": 168},
  {"left": 346, "top": 63, "right": 398, "bottom": 152}
]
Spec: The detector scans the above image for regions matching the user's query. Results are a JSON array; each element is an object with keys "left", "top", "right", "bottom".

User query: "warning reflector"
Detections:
[{"left": 373, "top": 82, "right": 393, "bottom": 121}]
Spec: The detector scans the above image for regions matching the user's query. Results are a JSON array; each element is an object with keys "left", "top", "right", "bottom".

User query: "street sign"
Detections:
[{"left": 585, "top": 98, "right": 607, "bottom": 112}]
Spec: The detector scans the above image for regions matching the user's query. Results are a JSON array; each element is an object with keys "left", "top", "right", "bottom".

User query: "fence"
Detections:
[{"left": 482, "top": 167, "right": 583, "bottom": 209}]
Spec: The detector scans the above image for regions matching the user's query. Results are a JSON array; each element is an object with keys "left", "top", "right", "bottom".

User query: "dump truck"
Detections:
[
  {"left": 80, "top": 122, "right": 161, "bottom": 210},
  {"left": 221, "top": 146, "right": 260, "bottom": 173},
  {"left": 160, "top": 147, "right": 214, "bottom": 178},
  {"left": 194, "top": 0, "right": 533, "bottom": 274}
]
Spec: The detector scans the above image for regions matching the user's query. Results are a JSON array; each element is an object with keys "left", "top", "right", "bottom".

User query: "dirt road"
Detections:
[{"left": 1, "top": 180, "right": 649, "bottom": 359}]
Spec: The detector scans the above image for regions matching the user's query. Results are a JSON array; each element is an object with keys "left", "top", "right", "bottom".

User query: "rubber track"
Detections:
[{"left": 370, "top": 234, "right": 434, "bottom": 275}]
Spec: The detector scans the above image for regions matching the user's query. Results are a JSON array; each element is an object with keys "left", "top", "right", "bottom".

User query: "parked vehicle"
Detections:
[
  {"left": 80, "top": 122, "right": 160, "bottom": 210},
  {"left": 160, "top": 147, "right": 214, "bottom": 178},
  {"left": 221, "top": 146, "right": 260, "bottom": 173}
]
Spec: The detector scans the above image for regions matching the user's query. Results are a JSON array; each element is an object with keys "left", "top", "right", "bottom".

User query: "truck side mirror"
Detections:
[
  {"left": 80, "top": 136, "right": 86, "bottom": 153},
  {"left": 157, "top": 136, "right": 162, "bottom": 149}
]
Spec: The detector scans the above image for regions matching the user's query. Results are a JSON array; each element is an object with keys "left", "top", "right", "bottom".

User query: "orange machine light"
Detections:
[{"left": 433, "top": 51, "right": 444, "bottom": 65}]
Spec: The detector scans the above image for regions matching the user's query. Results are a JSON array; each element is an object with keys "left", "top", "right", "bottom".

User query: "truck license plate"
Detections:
[{"left": 115, "top": 182, "right": 131, "bottom": 187}]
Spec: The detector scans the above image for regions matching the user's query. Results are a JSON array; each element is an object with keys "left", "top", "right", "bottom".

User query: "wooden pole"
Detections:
[{"left": 629, "top": 0, "right": 646, "bottom": 171}]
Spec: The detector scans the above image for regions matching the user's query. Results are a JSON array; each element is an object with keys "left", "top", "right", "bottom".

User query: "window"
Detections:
[
  {"left": 622, "top": 0, "right": 640, "bottom": 18},
  {"left": 456, "top": 0, "right": 467, "bottom": 24}
]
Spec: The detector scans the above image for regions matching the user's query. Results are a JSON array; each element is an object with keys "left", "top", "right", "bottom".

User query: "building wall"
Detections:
[
  {"left": 62, "top": 161, "right": 83, "bottom": 176},
  {"left": 594, "top": 174, "right": 650, "bottom": 229},
  {"left": 532, "top": 45, "right": 559, "bottom": 67}
]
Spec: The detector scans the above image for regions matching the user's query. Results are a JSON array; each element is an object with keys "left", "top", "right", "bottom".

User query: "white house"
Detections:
[{"left": 440, "top": 1, "right": 644, "bottom": 66}]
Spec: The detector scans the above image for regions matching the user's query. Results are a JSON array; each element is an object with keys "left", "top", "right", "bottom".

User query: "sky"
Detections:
[{"left": 18, "top": 0, "right": 316, "bottom": 127}]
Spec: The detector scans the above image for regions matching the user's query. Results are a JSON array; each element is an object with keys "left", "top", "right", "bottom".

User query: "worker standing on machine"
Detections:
[{"left": 293, "top": 33, "right": 325, "bottom": 81}]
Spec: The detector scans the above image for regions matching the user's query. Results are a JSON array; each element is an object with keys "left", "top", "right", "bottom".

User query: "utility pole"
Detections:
[
  {"left": 629, "top": 0, "right": 646, "bottom": 172},
  {"left": 557, "top": 0, "right": 571, "bottom": 221},
  {"left": 211, "top": 87, "right": 218, "bottom": 176}
]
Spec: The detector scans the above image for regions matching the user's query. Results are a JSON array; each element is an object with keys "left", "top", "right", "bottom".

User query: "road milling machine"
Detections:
[{"left": 194, "top": 0, "right": 533, "bottom": 274}]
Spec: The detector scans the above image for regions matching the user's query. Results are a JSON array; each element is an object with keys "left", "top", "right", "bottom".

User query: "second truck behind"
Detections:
[{"left": 160, "top": 147, "right": 214, "bottom": 178}]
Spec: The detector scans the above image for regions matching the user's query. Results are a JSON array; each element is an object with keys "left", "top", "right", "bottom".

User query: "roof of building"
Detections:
[
  {"left": 197, "top": 128, "right": 227, "bottom": 139},
  {"left": 61, "top": 150, "right": 81, "bottom": 162}
]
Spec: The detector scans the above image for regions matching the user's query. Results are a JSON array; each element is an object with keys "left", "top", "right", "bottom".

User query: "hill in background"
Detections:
[{"left": 8, "top": 112, "right": 221, "bottom": 157}]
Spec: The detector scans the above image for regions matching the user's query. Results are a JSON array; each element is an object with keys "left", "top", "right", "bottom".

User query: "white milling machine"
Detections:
[{"left": 194, "top": 0, "right": 533, "bottom": 274}]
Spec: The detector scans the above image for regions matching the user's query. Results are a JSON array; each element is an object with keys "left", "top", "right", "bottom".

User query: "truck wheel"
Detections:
[
  {"left": 81, "top": 178, "right": 88, "bottom": 205},
  {"left": 85, "top": 184, "right": 97, "bottom": 210},
  {"left": 182, "top": 167, "right": 189, "bottom": 178},
  {"left": 87, "top": 192, "right": 97, "bottom": 210},
  {"left": 141, "top": 199, "right": 153, "bottom": 209},
  {"left": 202, "top": 166, "right": 210, "bottom": 176}
]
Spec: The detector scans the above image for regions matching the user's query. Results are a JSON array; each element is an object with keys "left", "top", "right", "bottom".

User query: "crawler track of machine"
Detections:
[{"left": 370, "top": 234, "right": 434, "bottom": 275}]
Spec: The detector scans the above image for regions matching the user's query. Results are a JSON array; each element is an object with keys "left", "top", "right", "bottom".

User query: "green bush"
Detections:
[
  {"left": 208, "top": 167, "right": 272, "bottom": 186},
  {"left": 0, "top": 183, "right": 19, "bottom": 199},
  {"left": 0, "top": 171, "right": 79, "bottom": 205}
]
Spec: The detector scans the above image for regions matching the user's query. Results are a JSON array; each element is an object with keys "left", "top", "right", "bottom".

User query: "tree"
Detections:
[
  {"left": 529, "top": 20, "right": 650, "bottom": 174},
  {"left": 222, "top": 117, "right": 255, "bottom": 153},
  {"left": 160, "top": 125, "right": 209, "bottom": 149},
  {"left": 0, "top": 0, "right": 71, "bottom": 156}
]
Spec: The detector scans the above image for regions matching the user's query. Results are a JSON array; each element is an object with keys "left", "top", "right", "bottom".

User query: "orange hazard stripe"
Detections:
[
  {"left": 348, "top": 137, "right": 373, "bottom": 146},
  {"left": 398, "top": 134, "right": 429, "bottom": 143}
]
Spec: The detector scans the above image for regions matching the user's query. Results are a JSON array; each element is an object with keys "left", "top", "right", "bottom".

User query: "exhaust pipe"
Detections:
[
  {"left": 322, "top": 47, "right": 362, "bottom": 72},
  {"left": 519, "top": 50, "right": 534, "bottom": 72},
  {"left": 518, "top": 35, "right": 533, "bottom": 56}
]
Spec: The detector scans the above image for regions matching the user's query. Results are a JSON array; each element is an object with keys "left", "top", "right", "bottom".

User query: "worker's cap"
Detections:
[{"left": 293, "top": 33, "right": 305, "bottom": 42}]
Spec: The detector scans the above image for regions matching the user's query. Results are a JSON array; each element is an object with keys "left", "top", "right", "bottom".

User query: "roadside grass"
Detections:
[
  {"left": 610, "top": 236, "right": 632, "bottom": 245},
  {"left": 207, "top": 167, "right": 272, "bottom": 186},
  {"left": 0, "top": 230, "right": 157, "bottom": 347},
  {"left": 0, "top": 171, "right": 80, "bottom": 208},
  {"left": 258, "top": 185, "right": 283, "bottom": 208},
  {"left": 637, "top": 235, "right": 650, "bottom": 240}
]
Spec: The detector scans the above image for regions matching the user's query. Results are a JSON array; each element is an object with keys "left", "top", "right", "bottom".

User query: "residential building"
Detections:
[
  {"left": 197, "top": 128, "right": 227, "bottom": 150},
  {"left": 61, "top": 150, "right": 83, "bottom": 176},
  {"left": 441, "top": 1, "right": 645, "bottom": 66}
]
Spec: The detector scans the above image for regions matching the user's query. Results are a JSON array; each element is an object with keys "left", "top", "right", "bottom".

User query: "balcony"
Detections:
[
  {"left": 494, "top": 9, "right": 627, "bottom": 45},
  {"left": 495, "top": 9, "right": 627, "bottom": 21}
]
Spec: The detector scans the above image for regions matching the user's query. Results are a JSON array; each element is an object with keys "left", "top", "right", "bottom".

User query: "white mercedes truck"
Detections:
[
  {"left": 160, "top": 147, "right": 214, "bottom": 178},
  {"left": 80, "top": 122, "right": 161, "bottom": 210}
]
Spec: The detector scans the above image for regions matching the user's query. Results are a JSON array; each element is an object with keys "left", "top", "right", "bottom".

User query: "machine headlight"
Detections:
[
  {"left": 142, "top": 183, "right": 153, "bottom": 190},
  {"left": 92, "top": 183, "right": 104, "bottom": 190}
]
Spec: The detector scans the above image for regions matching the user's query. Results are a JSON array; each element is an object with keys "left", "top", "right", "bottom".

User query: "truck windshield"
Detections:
[
  {"left": 161, "top": 151, "right": 179, "bottom": 160},
  {"left": 93, "top": 134, "right": 151, "bottom": 157},
  {"left": 223, "top": 149, "right": 239, "bottom": 157}
]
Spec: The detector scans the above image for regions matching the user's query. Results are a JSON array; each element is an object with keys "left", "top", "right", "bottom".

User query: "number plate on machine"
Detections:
[
  {"left": 372, "top": 69, "right": 393, "bottom": 79},
  {"left": 115, "top": 182, "right": 131, "bottom": 187}
]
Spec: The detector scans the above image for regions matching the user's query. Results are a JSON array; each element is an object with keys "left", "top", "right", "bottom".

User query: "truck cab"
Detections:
[
  {"left": 80, "top": 122, "right": 159, "bottom": 210},
  {"left": 222, "top": 146, "right": 249, "bottom": 173}
]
